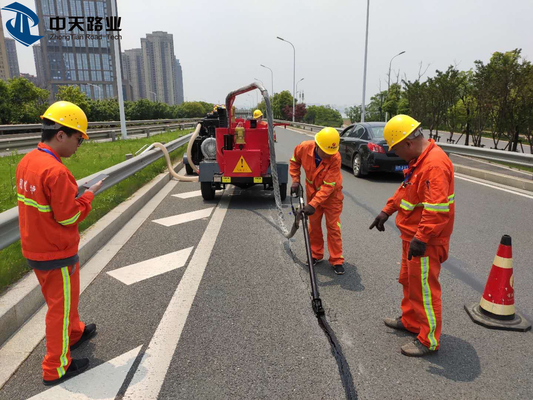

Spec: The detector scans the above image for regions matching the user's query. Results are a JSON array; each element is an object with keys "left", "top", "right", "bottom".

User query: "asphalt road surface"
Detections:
[{"left": 1, "top": 126, "right": 532, "bottom": 399}]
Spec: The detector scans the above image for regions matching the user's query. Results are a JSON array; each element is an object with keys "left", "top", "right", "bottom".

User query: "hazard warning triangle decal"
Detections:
[{"left": 233, "top": 156, "right": 252, "bottom": 173}]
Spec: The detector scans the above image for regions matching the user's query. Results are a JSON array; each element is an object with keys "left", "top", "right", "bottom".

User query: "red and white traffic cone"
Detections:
[{"left": 465, "top": 235, "right": 531, "bottom": 331}]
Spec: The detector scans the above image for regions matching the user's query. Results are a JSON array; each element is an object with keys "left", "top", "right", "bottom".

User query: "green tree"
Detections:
[
  {"left": 88, "top": 99, "right": 119, "bottom": 121},
  {"left": 9, "top": 77, "right": 49, "bottom": 123},
  {"left": 56, "top": 85, "right": 91, "bottom": 115},
  {"left": 125, "top": 99, "right": 155, "bottom": 120},
  {"left": 383, "top": 83, "right": 402, "bottom": 118},
  {"left": 175, "top": 102, "right": 205, "bottom": 118},
  {"left": 304, "top": 105, "right": 343, "bottom": 127},
  {"left": 198, "top": 101, "right": 215, "bottom": 115},
  {"left": 346, "top": 105, "right": 362, "bottom": 123},
  {"left": 0, "top": 80, "right": 11, "bottom": 124},
  {"left": 272, "top": 91, "right": 294, "bottom": 119}
]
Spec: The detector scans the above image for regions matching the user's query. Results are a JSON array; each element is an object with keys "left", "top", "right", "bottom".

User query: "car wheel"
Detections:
[
  {"left": 201, "top": 182, "right": 215, "bottom": 200},
  {"left": 352, "top": 153, "right": 364, "bottom": 177}
]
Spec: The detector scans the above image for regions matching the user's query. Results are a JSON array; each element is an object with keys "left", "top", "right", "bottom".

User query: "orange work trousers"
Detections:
[
  {"left": 308, "top": 199, "right": 344, "bottom": 265},
  {"left": 399, "top": 241, "right": 448, "bottom": 350},
  {"left": 34, "top": 263, "right": 85, "bottom": 381}
]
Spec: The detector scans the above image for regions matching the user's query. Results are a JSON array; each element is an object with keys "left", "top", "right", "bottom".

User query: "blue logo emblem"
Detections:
[{"left": 2, "top": 2, "right": 43, "bottom": 47}]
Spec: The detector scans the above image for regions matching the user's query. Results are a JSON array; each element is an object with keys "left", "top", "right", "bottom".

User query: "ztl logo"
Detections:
[{"left": 2, "top": 2, "right": 43, "bottom": 47}]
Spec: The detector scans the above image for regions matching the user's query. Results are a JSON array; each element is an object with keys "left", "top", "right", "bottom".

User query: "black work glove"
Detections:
[
  {"left": 301, "top": 204, "right": 315, "bottom": 216},
  {"left": 290, "top": 182, "right": 300, "bottom": 196},
  {"left": 408, "top": 238, "right": 427, "bottom": 260},
  {"left": 369, "top": 211, "right": 389, "bottom": 232}
]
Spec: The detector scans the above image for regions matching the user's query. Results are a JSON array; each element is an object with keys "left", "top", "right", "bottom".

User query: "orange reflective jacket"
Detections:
[
  {"left": 382, "top": 140, "right": 455, "bottom": 245},
  {"left": 290, "top": 140, "right": 343, "bottom": 208},
  {"left": 16, "top": 143, "right": 94, "bottom": 262}
]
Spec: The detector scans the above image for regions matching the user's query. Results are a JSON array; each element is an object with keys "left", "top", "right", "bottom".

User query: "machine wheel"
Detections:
[
  {"left": 185, "top": 162, "right": 194, "bottom": 175},
  {"left": 352, "top": 153, "right": 366, "bottom": 178},
  {"left": 279, "top": 183, "right": 287, "bottom": 201},
  {"left": 201, "top": 182, "right": 215, "bottom": 200}
]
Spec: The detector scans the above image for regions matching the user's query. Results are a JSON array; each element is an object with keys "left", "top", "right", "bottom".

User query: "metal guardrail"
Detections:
[
  {"left": 0, "top": 118, "right": 201, "bottom": 135},
  {"left": 0, "top": 122, "right": 199, "bottom": 152},
  {"left": 275, "top": 119, "right": 533, "bottom": 168},
  {"left": 0, "top": 133, "right": 192, "bottom": 251}
]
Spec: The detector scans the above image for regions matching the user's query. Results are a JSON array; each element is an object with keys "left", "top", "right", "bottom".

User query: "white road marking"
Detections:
[
  {"left": 106, "top": 247, "right": 194, "bottom": 285},
  {"left": 123, "top": 189, "right": 232, "bottom": 399},
  {"left": 455, "top": 173, "right": 533, "bottom": 200},
  {"left": 0, "top": 179, "right": 179, "bottom": 389},
  {"left": 29, "top": 346, "right": 142, "bottom": 399},
  {"left": 172, "top": 190, "right": 202, "bottom": 199},
  {"left": 152, "top": 207, "right": 214, "bottom": 227}
]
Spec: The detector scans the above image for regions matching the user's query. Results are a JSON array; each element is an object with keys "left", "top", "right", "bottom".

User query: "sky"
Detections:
[{"left": 1, "top": 0, "right": 533, "bottom": 110}]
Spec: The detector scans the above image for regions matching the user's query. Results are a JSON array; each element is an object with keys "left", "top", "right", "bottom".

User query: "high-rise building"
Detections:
[
  {"left": 123, "top": 48, "right": 145, "bottom": 101},
  {"left": 5, "top": 38, "right": 20, "bottom": 78},
  {"left": 20, "top": 73, "right": 39, "bottom": 86},
  {"left": 0, "top": 14, "right": 11, "bottom": 80},
  {"left": 174, "top": 58, "right": 184, "bottom": 105},
  {"left": 33, "top": 44, "right": 46, "bottom": 88},
  {"left": 35, "top": 0, "right": 121, "bottom": 100},
  {"left": 141, "top": 31, "right": 176, "bottom": 105}
]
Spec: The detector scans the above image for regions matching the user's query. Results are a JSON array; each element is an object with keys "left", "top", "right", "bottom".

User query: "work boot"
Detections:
[
  {"left": 71, "top": 323, "right": 97, "bottom": 351},
  {"left": 401, "top": 339, "right": 437, "bottom": 357},
  {"left": 383, "top": 316, "right": 409, "bottom": 331},
  {"left": 43, "top": 358, "right": 89, "bottom": 386},
  {"left": 332, "top": 264, "right": 345, "bottom": 275},
  {"left": 306, "top": 258, "right": 322, "bottom": 266}
]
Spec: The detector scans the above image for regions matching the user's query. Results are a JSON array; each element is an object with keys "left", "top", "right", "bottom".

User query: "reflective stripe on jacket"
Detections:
[
  {"left": 289, "top": 140, "right": 343, "bottom": 208},
  {"left": 382, "top": 140, "right": 455, "bottom": 245},
  {"left": 16, "top": 143, "right": 94, "bottom": 262}
]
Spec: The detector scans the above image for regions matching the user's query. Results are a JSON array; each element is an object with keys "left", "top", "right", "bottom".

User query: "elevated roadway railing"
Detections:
[
  {"left": 0, "top": 121, "right": 199, "bottom": 152},
  {"left": 275, "top": 119, "right": 533, "bottom": 168},
  {"left": 0, "top": 118, "right": 201, "bottom": 135},
  {"left": 0, "top": 133, "right": 192, "bottom": 251}
]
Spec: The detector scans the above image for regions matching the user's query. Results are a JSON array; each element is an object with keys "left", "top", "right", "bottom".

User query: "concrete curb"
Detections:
[
  {"left": 0, "top": 161, "right": 185, "bottom": 347},
  {"left": 454, "top": 164, "right": 533, "bottom": 192}
]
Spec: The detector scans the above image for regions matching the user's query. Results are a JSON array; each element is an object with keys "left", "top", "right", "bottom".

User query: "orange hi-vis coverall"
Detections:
[
  {"left": 290, "top": 140, "right": 344, "bottom": 265},
  {"left": 16, "top": 143, "right": 94, "bottom": 381},
  {"left": 382, "top": 139, "right": 455, "bottom": 350}
]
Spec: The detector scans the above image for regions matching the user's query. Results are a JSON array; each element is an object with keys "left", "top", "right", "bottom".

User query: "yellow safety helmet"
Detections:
[
  {"left": 384, "top": 114, "right": 421, "bottom": 149},
  {"left": 315, "top": 127, "right": 340, "bottom": 155},
  {"left": 40, "top": 101, "right": 89, "bottom": 139},
  {"left": 253, "top": 109, "right": 263, "bottom": 119}
]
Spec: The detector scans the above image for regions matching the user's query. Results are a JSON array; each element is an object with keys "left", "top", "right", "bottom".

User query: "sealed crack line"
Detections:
[{"left": 286, "top": 241, "right": 358, "bottom": 400}]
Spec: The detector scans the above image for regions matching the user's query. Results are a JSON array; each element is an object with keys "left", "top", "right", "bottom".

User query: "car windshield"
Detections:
[{"left": 369, "top": 126, "right": 385, "bottom": 138}]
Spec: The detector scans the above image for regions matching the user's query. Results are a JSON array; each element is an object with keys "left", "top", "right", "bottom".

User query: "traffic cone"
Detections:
[{"left": 465, "top": 235, "right": 531, "bottom": 332}]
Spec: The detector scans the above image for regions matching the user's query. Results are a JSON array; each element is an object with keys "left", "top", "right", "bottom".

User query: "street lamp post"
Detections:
[
  {"left": 254, "top": 78, "right": 263, "bottom": 105},
  {"left": 296, "top": 78, "right": 304, "bottom": 118},
  {"left": 361, "top": 0, "right": 370, "bottom": 123},
  {"left": 149, "top": 91, "right": 157, "bottom": 102},
  {"left": 110, "top": 0, "right": 126, "bottom": 138},
  {"left": 385, "top": 51, "right": 406, "bottom": 121},
  {"left": 276, "top": 36, "right": 296, "bottom": 122},
  {"left": 87, "top": 83, "right": 102, "bottom": 101},
  {"left": 260, "top": 64, "right": 274, "bottom": 98}
]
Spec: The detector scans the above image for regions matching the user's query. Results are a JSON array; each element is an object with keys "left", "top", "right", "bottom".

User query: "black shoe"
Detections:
[
  {"left": 43, "top": 358, "right": 89, "bottom": 386},
  {"left": 332, "top": 264, "right": 345, "bottom": 275},
  {"left": 306, "top": 258, "right": 322, "bottom": 266},
  {"left": 70, "top": 324, "right": 97, "bottom": 351}
]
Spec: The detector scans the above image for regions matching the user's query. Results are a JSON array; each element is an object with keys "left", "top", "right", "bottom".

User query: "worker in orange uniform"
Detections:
[
  {"left": 253, "top": 109, "right": 276, "bottom": 142},
  {"left": 16, "top": 101, "right": 103, "bottom": 385},
  {"left": 290, "top": 127, "right": 345, "bottom": 275},
  {"left": 369, "top": 114, "right": 455, "bottom": 357}
]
